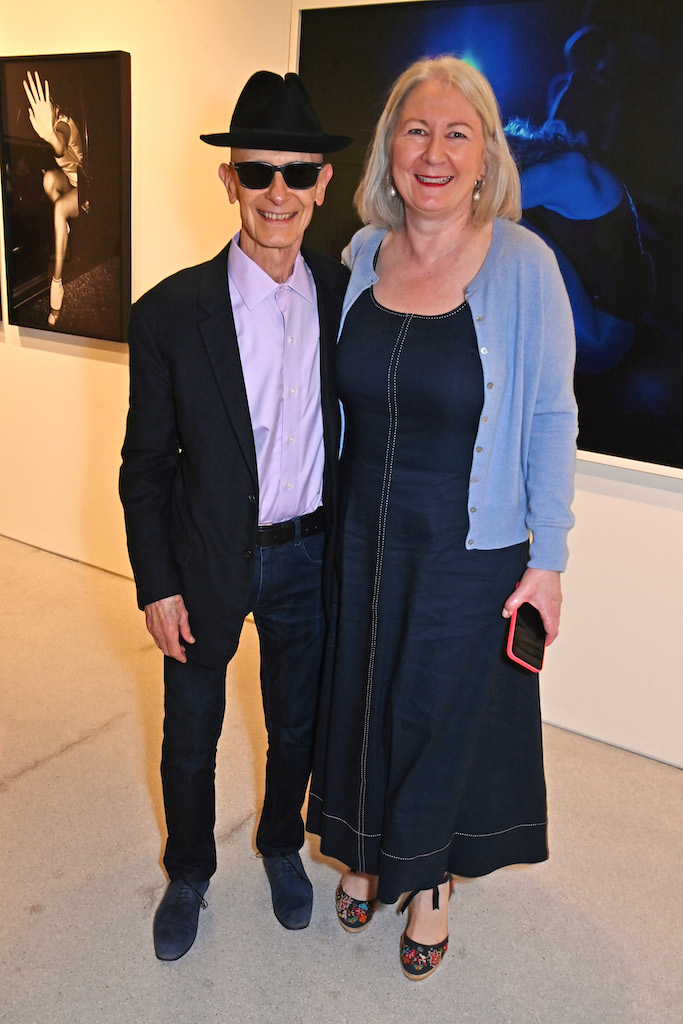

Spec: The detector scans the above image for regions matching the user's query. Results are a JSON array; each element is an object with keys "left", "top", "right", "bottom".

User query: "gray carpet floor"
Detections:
[{"left": 1, "top": 534, "right": 681, "bottom": 1024}]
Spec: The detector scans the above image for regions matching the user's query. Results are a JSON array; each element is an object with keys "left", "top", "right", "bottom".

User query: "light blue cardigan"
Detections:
[{"left": 340, "top": 218, "right": 578, "bottom": 571}]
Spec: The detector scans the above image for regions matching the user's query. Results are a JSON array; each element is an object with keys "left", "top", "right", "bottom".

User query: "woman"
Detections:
[
  {"left": 23, "top": 70, "right": 83, "bottom": 326},
  {"left": 307, "top": 56, "right": 577, "bottom": 980}
]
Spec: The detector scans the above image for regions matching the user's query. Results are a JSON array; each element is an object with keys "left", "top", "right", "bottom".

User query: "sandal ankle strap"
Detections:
[{"left": 399, "top": 873, "right": 451, "bottom": 914}]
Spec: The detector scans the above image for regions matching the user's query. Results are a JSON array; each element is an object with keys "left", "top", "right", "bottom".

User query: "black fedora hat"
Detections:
[{"left": 200, "top": 70, "right": 352, "bottom": 154}]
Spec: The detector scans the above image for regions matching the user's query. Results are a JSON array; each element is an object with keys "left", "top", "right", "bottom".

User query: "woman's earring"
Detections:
[
  {"left": 473, "top": 178, "right": 485, "bottom": 201},
  {"left": 388, "top": 178, "right": 397, "bottom": 198}
]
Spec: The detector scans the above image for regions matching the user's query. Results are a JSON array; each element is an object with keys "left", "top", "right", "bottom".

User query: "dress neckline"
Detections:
[{"left": 369, "top": 287, "right": 469, "bottom": 319}]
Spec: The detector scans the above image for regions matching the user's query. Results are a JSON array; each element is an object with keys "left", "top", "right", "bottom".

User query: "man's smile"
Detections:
[{"left": 259, "top": 210, "right": 297, "bottom": 221}]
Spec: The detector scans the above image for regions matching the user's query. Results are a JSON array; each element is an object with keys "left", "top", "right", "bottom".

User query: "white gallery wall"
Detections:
[
  {"left": 0, "top": 0, "right": 293, "bottom": 575},
  {"left": 1, "top": 0, "right": 682, "bottom": 768}
]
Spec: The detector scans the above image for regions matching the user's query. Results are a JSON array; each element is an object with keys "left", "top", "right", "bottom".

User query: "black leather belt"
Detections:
[{"left": 256, "top": 506, "right": 325, "bottom": 547}]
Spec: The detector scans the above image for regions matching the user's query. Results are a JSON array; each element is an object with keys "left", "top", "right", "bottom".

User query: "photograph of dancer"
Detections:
[
  {"left": 22, "top": 70, "right": 85, "bottom": 327},
  {"left": 0, "top": 51, "right": 130, "bottom": 341}
]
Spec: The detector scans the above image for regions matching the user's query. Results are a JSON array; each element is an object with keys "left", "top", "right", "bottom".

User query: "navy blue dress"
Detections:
[{"left": 307, "top": 288, "right": 548, "bottom": 905}]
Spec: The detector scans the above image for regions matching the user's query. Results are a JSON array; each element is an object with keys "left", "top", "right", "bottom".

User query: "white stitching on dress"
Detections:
[
  {"left": 309, "top": 792, "right": 383, "bottom": 836},
  {"left": 380, "top": 821, "right": 548, "bottom": 861},
  {"left": 356, "top": 312, "right": 411, "bottom": 872},
  {"left": 311, "top": 787, "right": 545, "bottom": 855},
  {"left": 319, "top": 812, "right": 381, "bottom": 839},
  {"left": 370, "top": 291, "right": 468, "bottom": 319}
]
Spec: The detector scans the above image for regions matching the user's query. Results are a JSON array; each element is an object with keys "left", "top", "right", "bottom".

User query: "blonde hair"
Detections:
[{"left": 355, "top": 55, "right": 521, "bottom": 230}]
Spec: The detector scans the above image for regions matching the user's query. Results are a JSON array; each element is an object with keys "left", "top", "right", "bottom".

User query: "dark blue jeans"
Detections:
[{"left": 161, "top": 527, "right": 326, "bottom": 882}]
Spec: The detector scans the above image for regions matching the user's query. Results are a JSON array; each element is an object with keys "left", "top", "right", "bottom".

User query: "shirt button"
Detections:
[
  {"left": 471, "top": 476, "right": 478, "bottom": 483},
  {"left": 480, "top": 347, "right": 488, "bottom": 354},
  {"left": 467, "top": 539, "right": 475, "bottom": 546},
  {"left": 289, "top": 386, "right": 296, "bottom": 395},
  {"left": 475, "top": 446, "right": 483, "bottom": 453},
  {"left": 475, "top": 314, "right": 483, "bottom": 322},
  {"left": 288, "top": 336, "right": 295, "bottom": 345},
  {"left": 242, "top": 548, "right": 252, "bottom": 559},
  {"left": 286, "top": 481, "right": 293, "bottom": 489},
  {"left": 470, "top": 507, "right": 477, "bottom": 513},
  {"left": 288, "top": 435, "right": 295, "bottom": 444},
  {"left": 486, "top": 381, "right": 494, "bottom": 389},
  {"left": 481, "top": 416, "right": 488, "bottom": 423}
]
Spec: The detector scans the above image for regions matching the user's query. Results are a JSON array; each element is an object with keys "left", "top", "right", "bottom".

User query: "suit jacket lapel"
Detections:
[
  {"left": 304, "top": 247, "right": 343, "bottom": 512},
  {"left": 197, "top": 243, "right": 258, "bottom": 486}
]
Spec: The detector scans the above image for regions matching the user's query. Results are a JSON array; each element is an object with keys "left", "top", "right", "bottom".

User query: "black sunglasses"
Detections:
[{"left": 230, "top": 161, "right": 323, "bottom": 190}]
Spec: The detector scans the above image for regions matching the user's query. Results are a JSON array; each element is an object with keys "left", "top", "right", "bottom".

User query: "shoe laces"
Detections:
[
  {"left": 174, "top": 881, "right": 208, "bottom": 909},
  {"left": 279, "top": 855, "right": 303, "bottom": 879}
]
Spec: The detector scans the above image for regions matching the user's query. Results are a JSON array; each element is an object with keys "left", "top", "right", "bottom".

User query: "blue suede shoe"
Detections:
[
  {"left": 153, "top": 879, "right": 209, "bottom": 960},
  {"left": 262, "top": 852, "right": 313, "bottom": 929}
]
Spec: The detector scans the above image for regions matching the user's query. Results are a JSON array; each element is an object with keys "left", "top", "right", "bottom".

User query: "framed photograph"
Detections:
[
  {"left": 0, "top": 51, "right": 131, "bottom": 342},
  {"left": 296, "top": 0, "right": 683, "bottom": 472}
]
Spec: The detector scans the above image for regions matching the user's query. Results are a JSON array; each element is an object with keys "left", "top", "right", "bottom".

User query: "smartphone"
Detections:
[{"left": 507, "top": 602, "right": 546, "bottom": 672}]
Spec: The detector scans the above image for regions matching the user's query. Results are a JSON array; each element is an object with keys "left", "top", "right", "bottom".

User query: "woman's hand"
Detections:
[
  {"left": 23, "top": 71, "right": 59, "bottom": 147},
  {"left": 502, "top": 567, "right": 563, "bottom": 645}
]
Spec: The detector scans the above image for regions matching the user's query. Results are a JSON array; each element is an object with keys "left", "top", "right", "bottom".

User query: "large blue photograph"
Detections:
[{"left": 299, "top": 0, "right": 683, "bottom": 470}]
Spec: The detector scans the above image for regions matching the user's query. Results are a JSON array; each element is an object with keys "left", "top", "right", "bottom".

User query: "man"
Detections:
[{"left": 119, "top": 71, "right": 351, "bottom": 960}]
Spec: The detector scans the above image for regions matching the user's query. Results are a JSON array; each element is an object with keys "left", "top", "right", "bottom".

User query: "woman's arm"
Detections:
[{"left": 501, "top": 244, "right": 577, "bottom": 643}]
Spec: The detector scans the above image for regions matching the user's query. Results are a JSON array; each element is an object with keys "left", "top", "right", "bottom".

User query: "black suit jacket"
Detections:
[{"left": 120, "top": 242, "right": 348, "bottom": 667}]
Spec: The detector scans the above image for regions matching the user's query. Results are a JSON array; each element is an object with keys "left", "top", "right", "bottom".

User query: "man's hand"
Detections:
[
  {"left": 502, "top": 568, "right": 563, "bottom": 645},
  {"left": 145, "top": 594, "right": 195, "bottom": 663}
]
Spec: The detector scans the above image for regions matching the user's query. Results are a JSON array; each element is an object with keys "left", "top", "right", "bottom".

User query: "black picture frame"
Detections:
[
  {"left": 0, "top": 51, "right": 131, "bottom": 342},
  {"left": 298, "top": 0, "right": 683, "bottom": 472}
]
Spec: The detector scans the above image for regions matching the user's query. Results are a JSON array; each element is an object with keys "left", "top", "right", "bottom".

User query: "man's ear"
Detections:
[
  {"left": 314, "top": 163, "right": 334, "bottom": 207},
  {"left": 219, "top": 162, "right": 238, "bottom": 204}
]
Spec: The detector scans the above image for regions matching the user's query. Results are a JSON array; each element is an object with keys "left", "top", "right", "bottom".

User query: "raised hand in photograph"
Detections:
[{"left": 23, "top": 71, "right": 58, "bottom": 143}]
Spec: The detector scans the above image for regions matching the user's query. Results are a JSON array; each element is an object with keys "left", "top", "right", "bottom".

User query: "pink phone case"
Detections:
[{"left": 506, "top": 602, "right": 545, "bottom": 673}]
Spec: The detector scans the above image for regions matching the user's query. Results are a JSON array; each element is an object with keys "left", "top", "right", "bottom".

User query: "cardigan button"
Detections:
[{"left": 242, "top": 548, "right": 253, "bottom": 559}]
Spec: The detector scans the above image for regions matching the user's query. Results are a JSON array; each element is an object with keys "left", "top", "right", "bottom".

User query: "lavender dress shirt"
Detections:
[{"left": 228, "top": 233, "right": 324, "bottom": 525}]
